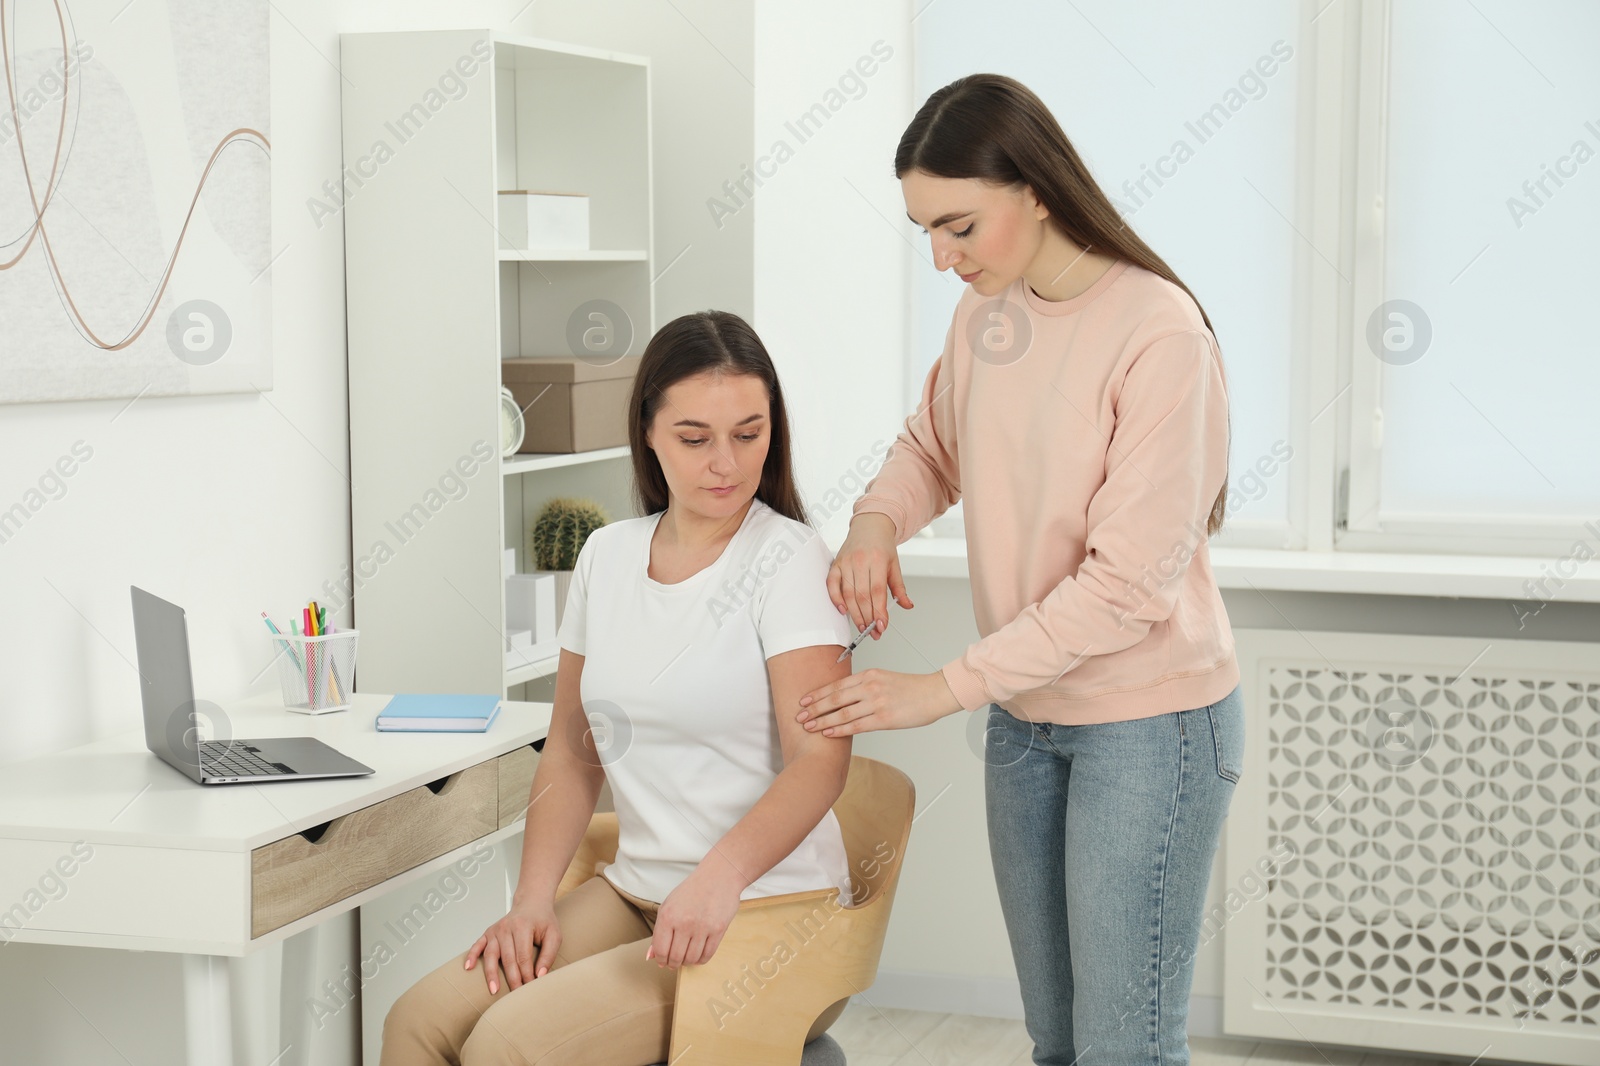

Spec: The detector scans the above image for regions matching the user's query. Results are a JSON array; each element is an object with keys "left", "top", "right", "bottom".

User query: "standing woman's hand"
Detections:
[
  {"left": 801, "top": 512, "right": 961, "bottom": 736},
  {"left": 829, "top": 513, "right": 915, "bottom": 637}
]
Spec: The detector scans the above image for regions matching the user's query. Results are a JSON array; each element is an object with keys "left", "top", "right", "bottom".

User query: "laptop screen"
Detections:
[{"left": 129, "top": 586, "right": 206, "bottom": 782}]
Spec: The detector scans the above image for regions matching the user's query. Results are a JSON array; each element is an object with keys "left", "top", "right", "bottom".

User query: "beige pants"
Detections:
[{"left": 379, "top": 873, "right": 844, "bottom": 1065}]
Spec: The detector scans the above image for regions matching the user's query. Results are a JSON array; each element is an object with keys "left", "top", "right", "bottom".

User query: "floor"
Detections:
[{"left": 827, "top": 1003, "right": 1481, "bottom": 1066}]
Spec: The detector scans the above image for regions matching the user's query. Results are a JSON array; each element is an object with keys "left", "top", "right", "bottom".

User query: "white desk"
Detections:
[{"left": 0, "top": 691, "right": 552, "bottom": 1066}]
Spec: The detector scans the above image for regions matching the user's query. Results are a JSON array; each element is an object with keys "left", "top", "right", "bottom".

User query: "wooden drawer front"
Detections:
[
  {"left": 251, "top": 761, "right": 497, "bottom": 937},
  {"left": 496, "top": 744, "right": 540, "bottom": 829}
]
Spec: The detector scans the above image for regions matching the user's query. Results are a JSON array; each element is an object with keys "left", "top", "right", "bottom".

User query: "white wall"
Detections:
[{"left": 751, "top": 2, "right": 914, "bottom": 548}]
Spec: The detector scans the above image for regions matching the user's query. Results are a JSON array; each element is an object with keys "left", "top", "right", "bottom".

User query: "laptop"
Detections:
[{"left": 131, "top": 586, "right": 375, "bottom": 784}]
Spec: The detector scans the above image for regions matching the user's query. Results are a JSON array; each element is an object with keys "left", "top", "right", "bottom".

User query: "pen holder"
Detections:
[{"left": 271, "top": 630, "right": 359, "bottom": 714}]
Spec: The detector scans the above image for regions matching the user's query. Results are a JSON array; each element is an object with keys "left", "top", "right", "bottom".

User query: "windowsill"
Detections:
[{"left": 820, "top": 533, "right": 1600, "bottom": 604}]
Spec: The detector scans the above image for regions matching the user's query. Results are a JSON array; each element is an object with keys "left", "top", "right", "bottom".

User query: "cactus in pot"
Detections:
[{"left": 529, "top": 497, "right": 609, "bottom": 627}]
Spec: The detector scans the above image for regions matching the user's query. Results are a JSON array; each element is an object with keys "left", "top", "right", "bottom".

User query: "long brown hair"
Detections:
[
  {"left": 628, "top": 310, "right": 811, "bottom": 525},
  {"left": 896, "top": 73, "right": 1230, "bottom": 536}
]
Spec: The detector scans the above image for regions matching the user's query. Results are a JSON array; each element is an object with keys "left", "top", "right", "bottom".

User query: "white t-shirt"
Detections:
[{"left": 555, "top": 497, "right": 857, "bottom": 904}]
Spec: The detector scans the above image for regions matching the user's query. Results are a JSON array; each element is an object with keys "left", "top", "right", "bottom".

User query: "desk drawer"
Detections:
[
  {"left": 496, "top": 743, "right": 541, "bottom": 829},
  {"left": 251, "top": 761, "right": 498, "bottom": 937}
]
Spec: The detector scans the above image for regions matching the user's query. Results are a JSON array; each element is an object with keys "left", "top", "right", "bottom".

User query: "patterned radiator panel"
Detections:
[{"left": 1256, "top": 662, "right": 1598, "bottom": 1049}]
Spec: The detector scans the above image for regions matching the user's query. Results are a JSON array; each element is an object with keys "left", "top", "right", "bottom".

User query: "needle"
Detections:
[{"left": 835, "top": 619, "right": 882, "bottom": 662}]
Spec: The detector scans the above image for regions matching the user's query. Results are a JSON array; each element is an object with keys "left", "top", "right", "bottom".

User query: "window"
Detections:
[
  {"left": 910, "top": 0, "right": 1598, "bottom": 557},
  {"left": 1343, "top": 0, "right": 1599, "bottom": 554}
]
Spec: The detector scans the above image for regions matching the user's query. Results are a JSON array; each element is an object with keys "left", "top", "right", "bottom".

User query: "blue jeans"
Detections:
[{"left": 984, "top": 683, "right": 1244, "bottom": 1066}]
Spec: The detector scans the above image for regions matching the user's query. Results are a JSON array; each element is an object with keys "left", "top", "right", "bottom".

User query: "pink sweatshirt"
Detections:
[{"left": 852, "top": 259, "right": 1240, "bottom": 725}]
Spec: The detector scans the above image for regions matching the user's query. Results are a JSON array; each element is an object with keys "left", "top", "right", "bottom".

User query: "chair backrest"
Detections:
[
  {"left": 832, "top": 755, "right": 916, "bottom": 911},
  {"left": 664, "top": 754, "right": 918, "bottom": 1063}
]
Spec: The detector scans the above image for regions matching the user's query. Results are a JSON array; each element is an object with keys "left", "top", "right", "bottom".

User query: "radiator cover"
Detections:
[{"left": 1223, "top": 629, "right": 1598, "bottom": 1065}]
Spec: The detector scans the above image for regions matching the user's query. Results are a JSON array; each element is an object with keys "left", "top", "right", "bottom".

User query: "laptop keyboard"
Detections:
[{"left": 200, "top": 742, "right": 292, "bottom": 777}]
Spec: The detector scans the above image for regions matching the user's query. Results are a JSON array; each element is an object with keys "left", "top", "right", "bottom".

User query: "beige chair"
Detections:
[{"left": 555, "top": 755, "right": 916, "bottom": 1066}]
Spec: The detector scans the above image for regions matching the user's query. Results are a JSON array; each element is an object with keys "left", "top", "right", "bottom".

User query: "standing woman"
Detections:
[{"left": 794, "top": 74, "right": 1244, "bottom": 1066}]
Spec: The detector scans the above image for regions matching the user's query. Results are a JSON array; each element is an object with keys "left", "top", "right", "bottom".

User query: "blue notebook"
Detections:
[{"left": 376, "top": 693, "right": 502, "bottom": 732}]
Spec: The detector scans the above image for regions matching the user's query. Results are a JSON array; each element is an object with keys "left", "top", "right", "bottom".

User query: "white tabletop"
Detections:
[{"left": 0, "top": 691, "right": 553, "bottom": 852}]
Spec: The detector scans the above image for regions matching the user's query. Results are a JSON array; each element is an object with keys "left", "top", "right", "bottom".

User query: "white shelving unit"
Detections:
[
  {"left": 497, "top": 249, "right": 647, "bottom": 262},
  {"left": 504, "top": 651, "right": 562, "bottom": 689},
  {"left": 342, "top": 30, "right": 652, "bottom": 701},
  {"left": 500, "top": 445, "right": 631, "bottom": 477}
]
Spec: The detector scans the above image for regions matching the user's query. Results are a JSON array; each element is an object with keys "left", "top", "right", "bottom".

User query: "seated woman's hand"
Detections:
[
  {"left": 464, "top": 898, "right": 561, "bottom": 994},
  {"left": 648, "top": 866, "right": 743, "bottom": 970}
]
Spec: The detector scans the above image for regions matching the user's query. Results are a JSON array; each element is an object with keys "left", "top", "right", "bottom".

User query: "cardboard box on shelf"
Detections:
[{"left": 501, "top": 356, "right": 639, "bottom": 453}]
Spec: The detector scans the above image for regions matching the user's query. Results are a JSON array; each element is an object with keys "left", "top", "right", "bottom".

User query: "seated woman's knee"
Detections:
[{"left": 458, "top": 1004, "right": 528, "bottom": 1066}]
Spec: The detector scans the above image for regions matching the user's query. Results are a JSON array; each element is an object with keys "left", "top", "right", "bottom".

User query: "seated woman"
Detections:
[{"left": 380, "top": 310, "right": 858, "bottom": 1066}]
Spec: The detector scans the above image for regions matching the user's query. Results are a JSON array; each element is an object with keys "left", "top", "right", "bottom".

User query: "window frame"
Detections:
[{"left": 1334, "top": 0, "right": 1591, "bottom": 557}]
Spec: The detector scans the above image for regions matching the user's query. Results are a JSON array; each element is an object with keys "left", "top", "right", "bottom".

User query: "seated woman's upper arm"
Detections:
[
  {"left": 547, "top": 648, "right": 596, "bottom": 770},
  {"left": 766, "top": 645, "right": 853, "bottom": 770}
]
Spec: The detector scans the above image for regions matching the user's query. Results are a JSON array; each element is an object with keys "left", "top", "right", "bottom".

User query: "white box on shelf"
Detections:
[
  {"left": 506, "top": 628, "right": 532, "bottom": 650},
  {"left": 497, "top": 190, "right": 589, "bottom": 251},
  {"left": 503, "top": 548, "right": 517, "bottom": 579},
  {"left": 506, "top": 573, "right": 558, "bottom": 642},
  {"left": 530, "top": 571, "right": 573, "bottom": 629}
]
